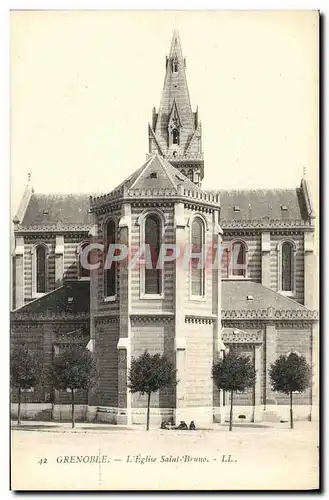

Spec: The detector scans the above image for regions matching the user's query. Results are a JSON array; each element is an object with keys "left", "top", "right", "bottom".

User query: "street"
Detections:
[{"left": 11, "top": 421, "right": 319, "bottom": 490}]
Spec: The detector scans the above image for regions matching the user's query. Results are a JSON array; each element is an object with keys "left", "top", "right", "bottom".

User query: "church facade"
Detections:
[{"left": 11, "top": 31, "right": 318, "bottom": 426}]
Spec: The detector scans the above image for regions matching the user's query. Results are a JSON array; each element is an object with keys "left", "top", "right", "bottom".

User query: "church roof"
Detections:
[
  {"left": 211, "top": 187, "right": 309, "bottom": 222},
  {"left": 90, "top": 153, "right": 217, "bottom": 209},
  {"left": 16, "top": 193, "right": 93, "bottom": 232},
  {"left": 15, "top": 179, "right": 312, "bottom": 231},
  {"left": 114, "top": 154, "right": 204, "bottom": 193},
  {"left": 11, "top": 280, "right": 90, "bottom": 316},
  {"left": 222, "top": 280, "right": 316, "bottom": 317}
]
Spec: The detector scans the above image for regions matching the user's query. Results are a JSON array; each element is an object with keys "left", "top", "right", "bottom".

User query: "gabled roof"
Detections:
[
  {"left": 222, "top": 280, "right": 313, "bottom": 313},
  {"left": 16, "top": 193, "right": 94, "bottom": 231},
  {"left": 11, "top": 280, "right": 90, "bottom": 316},
  {"left": 210, "top": 187, "right": 309, "bottom": 222}
]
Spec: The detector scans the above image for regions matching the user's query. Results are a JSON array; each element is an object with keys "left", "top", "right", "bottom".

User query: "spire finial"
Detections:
[
  {"left": 28, "top": 170, "right": 32, "bottom": 183},
  {"left": 303, "top": 166, "right": 307, "bottom": 178}
]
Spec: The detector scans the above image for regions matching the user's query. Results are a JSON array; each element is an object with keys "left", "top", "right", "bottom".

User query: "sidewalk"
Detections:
[
  {"left": 10, "top": 419, "right": 276, "bottom": 433},
  {"left": 11, "top": 420, "right": 135, "bottom": 433}
]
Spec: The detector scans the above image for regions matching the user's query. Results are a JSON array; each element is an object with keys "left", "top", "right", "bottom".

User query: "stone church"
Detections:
[{"left": 11, "top": 31, "right": 318, "bottom": 425}]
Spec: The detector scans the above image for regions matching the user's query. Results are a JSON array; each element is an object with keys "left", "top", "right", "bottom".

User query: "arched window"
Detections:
[
  {"left": 78, "top": 242, "right": 90, "bottom": 279},
  {"left": 172, "top": 128, "right": 179, "bottom": 145},
  {"left": 36, "top": 245, "right": 46, "bottom": 293},
  {"left": 281, "top": 242, "right": 293, "bottom": 292},
  {"left": 104, "top": 219, "right": 116, "bottom": 298},
  {"left": 188, "top": 169, "right": 193, "bottom": 182},
  {"left": 231, "top": 241, "right": 247, "bottom": 277},
  {"left": 191, "top": 217, "right": 205, "bottom": 296},
  {"left": 144, "top": 214, "right": 161, "bottom": 295}
]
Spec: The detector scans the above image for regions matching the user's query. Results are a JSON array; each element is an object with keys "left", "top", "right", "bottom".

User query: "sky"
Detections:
[{"left": 10, "top": 10, "right": 318, "bottom": 217}]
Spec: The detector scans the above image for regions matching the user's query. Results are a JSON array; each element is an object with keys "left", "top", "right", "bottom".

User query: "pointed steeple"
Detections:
[{"left": 148, "top": 30, "right": 204, "bottom": 186}]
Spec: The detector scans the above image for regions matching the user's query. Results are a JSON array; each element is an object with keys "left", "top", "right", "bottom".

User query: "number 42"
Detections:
[{"left": 37, "top": 458, "right": 47, "bottom": 465}]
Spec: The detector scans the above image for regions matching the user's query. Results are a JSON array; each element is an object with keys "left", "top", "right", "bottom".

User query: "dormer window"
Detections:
[
  {"left": 173, "top": 58, "right": 178, "bottom": 72},
  {"left": 172, "top": 128, "right": 179, "bottom": 145}
]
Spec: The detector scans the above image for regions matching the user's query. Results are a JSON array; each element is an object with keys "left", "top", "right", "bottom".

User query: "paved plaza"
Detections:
[{"left": 11, "top": 421, "right": 319, "bottom": 491}]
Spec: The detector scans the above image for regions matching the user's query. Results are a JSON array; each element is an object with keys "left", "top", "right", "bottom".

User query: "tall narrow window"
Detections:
[
  {"left": 172, "top": 128, "right": 179, "bottom": 145},
  {"left": 231, "top": 241, "right": 247, "bottom": 277},
  {"left": 145, "top": 214, "right": 161, "bottom": 295},
  {"left": 191, "top": 218, "right": 205, "bottom": 296},
  {"left": 281, "top": 242, "right": 293, "bottom": 291},
  {"left": 78, "top": 242, "right": 90, "bottom": 278},
  {"left": 104, "top": 219, "right": 116, "bottom": 297},
  {"left": 36, "top": 245, "right": 46, "bottom": 293}
]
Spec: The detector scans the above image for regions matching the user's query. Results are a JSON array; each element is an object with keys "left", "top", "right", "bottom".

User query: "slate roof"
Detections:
[
  {"left": 113, "top": 154, "right": 205, "bottom": 194},
  {"left": 15, "top": 162, "right": 312, "bottom": 229},
  {"left": 11, "top": 280, "right": 90, "bottom": 316},
  {"left": 209, "top": 188, "right": 308, "bottom": 222},
  {"left": 20, "top": 193, "right": 94, "bottom": 228},
  {"left": 222, "top": 281, "right": 310, "bottom": 312}
]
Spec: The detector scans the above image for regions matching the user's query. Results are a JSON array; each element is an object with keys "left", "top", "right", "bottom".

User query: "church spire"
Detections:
[{"left": 148, "top": 30, "right": 204, "bottom": 186}]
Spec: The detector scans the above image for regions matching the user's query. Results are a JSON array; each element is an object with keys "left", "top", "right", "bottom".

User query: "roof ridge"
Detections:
[
  {"left": 157, "top": 155, "right": 178, "bottom": 189},
  {"left": 128, "top": 155, "right": 155, "bottom": 190}
]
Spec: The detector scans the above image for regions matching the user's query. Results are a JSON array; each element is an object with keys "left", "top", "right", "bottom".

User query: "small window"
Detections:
[
  {"left": 233, "top": 205, "right": 240, "bottom": 212},
  {"left": 144, "top": 214, "right": 161, "bottom": 295},
  {"left": 231, "top": 241, "right": 247, "bottom": 277},
  {"left": 36, "top": 246, "right": 46, "bottom": 293},
  {"left": 104, "top": 220, "right": 116, "bottom": 297},
  {"left": 281, "top": 205, "right": 288, "bottom": 211},
  {"left": 78, "top": 242, "right": 90, "bottom": 278},
  {"left": 191, "top": 218, "right": 205, "bottom": 296},
  {"left": 281, "top": 242, "right": 293, "bottom": 291},
  {"left": 172, "top": 128, "right": 179, "bottom": 145},
  {"left": 150, "top": 172, "right": 157, "bottom": 179}
]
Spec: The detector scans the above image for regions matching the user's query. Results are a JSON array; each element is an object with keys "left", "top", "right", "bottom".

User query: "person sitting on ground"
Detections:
[
  {"left": 175, "top": 420, "right": 188, "bottom": 430},
  {"left": 189, "top": 420, "right": 196, "bottom": 430}
]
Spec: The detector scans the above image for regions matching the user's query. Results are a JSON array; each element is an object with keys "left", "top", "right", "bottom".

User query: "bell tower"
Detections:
[{"left": 148, "top": 30, "right": 204, "bottom": 187}]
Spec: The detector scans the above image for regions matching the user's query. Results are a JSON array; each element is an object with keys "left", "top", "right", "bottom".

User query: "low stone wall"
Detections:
[
  {"left": 213, "top": 405, "right": 317, "bottom": 423},
  {"left": 11, "top": 403, "right": 53, "bottom": 421},
  {"left": 11, "top": 403, "right": 319, "bottom": 425},
  {"left": 52, "top": 404, "right": 89, "bottom": 421}
]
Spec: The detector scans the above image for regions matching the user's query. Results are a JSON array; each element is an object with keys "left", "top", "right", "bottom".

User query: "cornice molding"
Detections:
[
  {"left": 130, "top": 313, "right": 174, "bottom": 324},
  {"left": 220, "top": 219, "right": 314, "bottom": 230},
  {"left": 222, "top": 329, "right": 263, "bottom": 344},
  {"left": 185, "top": 315, "right": 215, "bottom": 324},
  {"left": 222, "top": 308, "right": 318, "bottom": 321},
  {"left": 90, "top": 186, "right": 220, "bottom": 211},
  {"left": 15, "top": 224, "right": 91, "bottom": 235},
  {"left": 11, "top": 311, "right": 89, "bottom": 321}
]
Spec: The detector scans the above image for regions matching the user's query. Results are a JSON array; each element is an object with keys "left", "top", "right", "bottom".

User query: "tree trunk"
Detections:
[
  {"left": 71, "top": 389, "right": 75, "bottom": 429},
  {"left": 146, "top": 392, "right": 151, "bottom": 431},
  {"left": 290, "top": 391, "right": 294, "bottom": 429},
  {"left": 17, "top": 387, "right": 21, "bottom": 426},
  {"left": 229, "top": 390, "right": 234, "bottom": 431}
]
